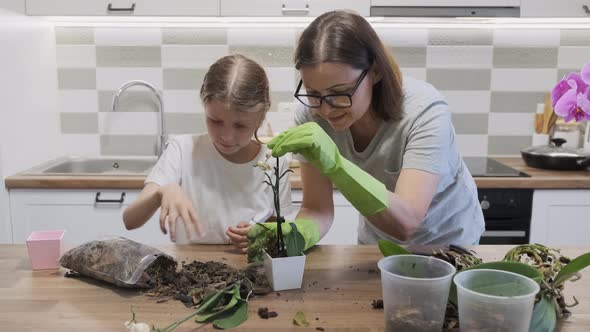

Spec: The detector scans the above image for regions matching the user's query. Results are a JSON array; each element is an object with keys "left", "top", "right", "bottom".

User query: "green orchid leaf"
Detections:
[
  {"left": 529, "top": 295, "right": 557, "bottom": 332},
  {"left": 195, "top": 284, "right": 240, "bottom": 322},
  {"left": 378, "top": 240, "right": 411, "bottom": 257},
  {"left": 553, "top": 252, "right": 590, "bottom": 286},
  {"left": 212, "top": 300, "right": 248, "bottom": 329},
  {"left": 293, "top": 311, "right": 310, "bottom": 327},
  {"left": 285, "top": 223, "right": 305, "bottom": 257},
  {"left": 448, "top": 261, "right": 543, "bottom": 306},
  {"left": 194, "top": 284, "right": 235, "bottom": 315}
]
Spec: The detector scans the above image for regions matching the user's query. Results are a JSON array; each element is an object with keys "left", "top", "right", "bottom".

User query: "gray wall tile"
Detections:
[
  {"left": 96, "top": 46, "right": 161, "bottom": 67},
  {"left": 270, "top": 91, "right": 295, "bottom": 112},
  {"left": 229, "top": 46, "right": 294, "bottom": 67},
  {"left": 493, "top": 47, "right": 558, "bottom": 68},
  {"left": 428, "top": 29, "right": 493, "bottom": 45},
  {"left": 100, "top": 135, "right": 157, "bottom": 156},
  {"left": 55, "top": 27, "right": 94, "bottom": 45},
  {"left": 488, "top": 135, "right": 532, "bottom": 155},
  {"left": 426, "top": 69, "right": 491, "bottom": 90},
  {"left": 163, "top": 68, "right": 206, "bottom": 90},
  {"left": 99, "top": 90, "right": 160, "bottom": 112},
  {"left": 389, "top": 47, "right": 427, "bottom": 68},
  {"left": 490, "top": 91, "right": 546, "bottom": 113},
  {"left": 60, "top": 113, "right": 98, "bottom": 134},
  {"left": 58, "top": 69, "right": 96, "bottom": 89},
  {"left": 560, "top": 30, "right": 590, "bottom": 46},
  {"left": 451, "top": 114, "right": 489, "bottom": 134},
  {"left": 165, "top": 113, "right": 206, "bottom": 134},
  {"left": 558, "top": 68, "right": 579, "bottom": 80},
  {"left": 163, "top": 28, "right": 227, "bottom": 45}
]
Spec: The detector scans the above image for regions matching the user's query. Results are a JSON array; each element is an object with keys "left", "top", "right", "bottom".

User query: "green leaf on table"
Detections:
[
  {"left": 293, "top": 310, "right": 309, "bottom": 327},
  {"left": 212, "top": 300, "right": 248, "bottom": 329},
  {"left": 448, "top": 261, "right": 543, "bottom": 306},
  {"left": 553, "top": 252, "right": 590, "bottom": 286},
  {"left": 529, "top": 295, "right": 557, "bottom": 332},
  {"left": 378, "top": 240, "right": 411, "bottom": 257},
  {"left": 196, "top": 284, "right": 240, "bottom": 322},
  {"left": 195, "top": 284, "right": 234, "bottom": 314},
  {"left": 285, "top": 223, "right": 305, "bottom": 257}
]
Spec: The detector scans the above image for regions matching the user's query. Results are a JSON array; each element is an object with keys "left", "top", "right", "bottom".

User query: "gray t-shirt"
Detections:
[{"left": 295, "top": 77, "right": 485, "bottom": 245}]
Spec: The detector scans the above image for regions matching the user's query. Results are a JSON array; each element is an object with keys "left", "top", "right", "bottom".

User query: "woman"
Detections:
[{"left": 250, "top": 10, "right": 484, "bottom": 248}]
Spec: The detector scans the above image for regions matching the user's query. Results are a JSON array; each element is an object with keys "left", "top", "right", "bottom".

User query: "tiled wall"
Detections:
[{"left": 55, "top": 27, "right": 590, "bottom": 157}]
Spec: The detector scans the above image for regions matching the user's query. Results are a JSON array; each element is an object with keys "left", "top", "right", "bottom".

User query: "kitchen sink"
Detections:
[{"left": 23, "top": 156, "right": 158, "bottom": 176}]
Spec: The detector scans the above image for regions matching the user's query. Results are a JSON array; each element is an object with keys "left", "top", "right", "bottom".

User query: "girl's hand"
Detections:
[
  {"left": 158, "top": 184, "right": 203, "bottom": 242},
  {"left": 226, "top": 222, "right": 251, "bottom": 254}
]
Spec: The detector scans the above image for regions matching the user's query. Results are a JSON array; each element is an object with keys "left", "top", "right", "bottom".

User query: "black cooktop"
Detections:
[{"left": 463, "top": 157, "right": 529, "bottom": 178}]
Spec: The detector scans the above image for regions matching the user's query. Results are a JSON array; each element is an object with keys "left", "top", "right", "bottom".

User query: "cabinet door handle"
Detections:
[
  {"left": 583, "top": 5, "right": 590, "bottom": 15},
  {"left": 107, "top": 3, "right": 136, "bottom": 12},
  {"left": 281, "top": 4, "right": 309, "bottom": 15},
  {"left": 95, "top": 192, "right": 126, "bottom": 204}
]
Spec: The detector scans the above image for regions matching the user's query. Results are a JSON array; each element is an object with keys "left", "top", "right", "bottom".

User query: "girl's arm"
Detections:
[
  {"left": 296, "top": 162, "right": 335, "bottom": 237},
  {"left": 123, "top": 183, "right": 161, "bottom": 230}
]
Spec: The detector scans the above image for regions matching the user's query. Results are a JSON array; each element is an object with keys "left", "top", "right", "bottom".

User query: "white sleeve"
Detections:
[{"left": 144, "top": 139, "right": 182, "bottom": 186}]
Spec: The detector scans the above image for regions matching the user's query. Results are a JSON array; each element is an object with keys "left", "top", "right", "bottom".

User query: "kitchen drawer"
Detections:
[
  {"left": 220, "top": 0, "right": 370, "bottom": 17},
  {"left": 26, "top": 0, "right": 220, "bottom": 16}
]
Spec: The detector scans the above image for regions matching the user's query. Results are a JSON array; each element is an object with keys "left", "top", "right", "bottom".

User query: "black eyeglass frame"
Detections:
[{"left": 294, "top": 70, "right": 368, "bottom": 109}]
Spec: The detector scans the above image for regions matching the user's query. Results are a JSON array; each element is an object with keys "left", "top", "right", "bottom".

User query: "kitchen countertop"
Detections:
[
  {"left": 1, "top": 244, "right": 589, "bottom": 331},
  {"left": 5, "top": 157, "right": 590, "bottom": 190}
]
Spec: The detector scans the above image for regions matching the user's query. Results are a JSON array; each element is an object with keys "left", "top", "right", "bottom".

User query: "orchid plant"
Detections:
[{"left": 551, "top": 62, "right": 590, "bottom": 122}]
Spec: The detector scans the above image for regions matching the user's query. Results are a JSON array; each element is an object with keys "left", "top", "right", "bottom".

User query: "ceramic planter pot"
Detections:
[{"left": 263, "top": 250, "right": 306, "bottom": 291}]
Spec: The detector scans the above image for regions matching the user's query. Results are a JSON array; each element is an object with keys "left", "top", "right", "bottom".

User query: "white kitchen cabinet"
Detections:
[
  {"left": 371, "top": 0, "right": 519, "bottom": 6},
  {"left": 290, "top": 189, "right": 359, "bottom": 245},
  {"left": 0, "top": 0, "right": 26, "bottom": 14},
  {"left": 9, "top": 189, "right": 167, "bottom": 245},
  {"left": 26, "top": 0, "right": 219, "bottom": 16},
  {"left": 520, "top": 0, "right": 590, "bottom": 17},
  {"left": 529, "top": 190, "right": 590, "bottom": 246},
  {"left": 220, "top": 0, "right": 370, "bottom": 17}
]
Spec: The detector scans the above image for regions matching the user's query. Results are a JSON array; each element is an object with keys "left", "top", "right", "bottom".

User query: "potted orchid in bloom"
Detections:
[{"left": 522, "top": 62, "right": 590, "bottom": 170}]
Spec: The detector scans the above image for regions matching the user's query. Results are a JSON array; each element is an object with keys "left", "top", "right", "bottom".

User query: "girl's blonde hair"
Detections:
[
  {"left": 200, "top": 55, "right": 271, "bottom": 141},
  {"left": 294, "top": 10, "right": 404, "bottom": 122}
]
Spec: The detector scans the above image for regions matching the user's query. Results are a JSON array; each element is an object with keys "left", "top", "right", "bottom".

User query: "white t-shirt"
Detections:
[{"left": 145, "top": 133, "right": 292, "bottom": 244}]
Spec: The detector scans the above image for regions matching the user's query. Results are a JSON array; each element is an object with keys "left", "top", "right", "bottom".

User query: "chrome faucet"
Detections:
[{"left": 111, "top": 80, "right": 166, "bottom": 156}]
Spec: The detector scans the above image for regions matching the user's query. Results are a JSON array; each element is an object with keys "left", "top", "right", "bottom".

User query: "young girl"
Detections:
[{"left": 123, "top": 54, "right": 292, "bottom": 252}]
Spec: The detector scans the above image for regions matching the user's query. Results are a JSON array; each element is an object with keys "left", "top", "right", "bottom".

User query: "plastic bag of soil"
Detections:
[{"left": 59, "top": 236, "right": 177, "bottom": 288}]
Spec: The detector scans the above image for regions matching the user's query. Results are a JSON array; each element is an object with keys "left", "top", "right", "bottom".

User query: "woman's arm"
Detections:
[
  {"left": 367, "top": 169, "right": 440, "bottom": 241},
  {"left": 123, "top": 182, "right": 161, "bottom": 230},
  {"left": 296, "top": 162, "right": 335, "bottom": 237}
]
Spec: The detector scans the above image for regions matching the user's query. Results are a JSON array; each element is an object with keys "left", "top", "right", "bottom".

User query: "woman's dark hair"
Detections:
[{"left": 295, "top": 10, "right": 403, "bottom": 121}]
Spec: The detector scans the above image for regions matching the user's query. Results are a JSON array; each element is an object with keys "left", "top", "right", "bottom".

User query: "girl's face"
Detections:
[
  {"left": 205, "top": 99, "right": 264, "bottom": 157},
  {"left": 299, "top": 62, "right": 375, "bottom": 131}
]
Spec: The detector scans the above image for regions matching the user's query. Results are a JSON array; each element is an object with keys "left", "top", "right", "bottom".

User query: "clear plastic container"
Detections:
[
  {"left": 377, "top": 255, "right": 456, "bottom": 332},
  {"left": 454, "top": 269, "right": 540, "bottom": 332}
]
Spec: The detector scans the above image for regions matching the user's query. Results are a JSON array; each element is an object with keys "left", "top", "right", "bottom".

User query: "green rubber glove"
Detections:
[
  {"left": 268, "top": 122, "right": 388, "bottom": 217},
  {"left": 247, "top": 218, "right": 320, "bottom": 263}
]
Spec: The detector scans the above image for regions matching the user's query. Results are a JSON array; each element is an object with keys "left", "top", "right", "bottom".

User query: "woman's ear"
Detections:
[{"left": 371, "top": 64, "right": 383, "bottom": 85}]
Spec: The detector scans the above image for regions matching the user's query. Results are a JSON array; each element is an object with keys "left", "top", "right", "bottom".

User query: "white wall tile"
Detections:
[
  {"left": 161, "top": 45, "right": 228, "bottom": 68},
  {"left": 493, "top": 29, "right": 560, "bottom": 47},
  {"left": 491, "top": 69, "right": 557, "bottom": 91},
  {"left": 94, "top": 28, "right": 161, "bottom": 46},
  {"left": 558, "top": 46, "right": 590, "bottom": 68},
  {"left": 228, "top": 28, "right": 296, "bottom": 46},
  {"left": 488, "top": 113, "right": 535, "bottom": 136},
  {"left": 427, "top": 46, "right": 493, "bottom": 68},
  {"left": 455, "top": 134, "right": 488, "bottom": 157},
  {"left": 442, "top": 91, "right": 491, "bottom": 114},
  {"left": 98, "top": 112, "right": 159, "bottom": 135},
  {"left": 163, "top": 90, "right": 203, "bottom": 113},
  {"left": 265, "top": 111, "right": 295, "bottom": 134},
  {"left": 401, "top": 68, "right": 427, "bottom": 80},
  {"left": 96, "top": 68, "right": 163, "bottom": 90},
  {"left": 62, "top": 134, "right": 100, "bottom": 156},
  {"left": 56, "top": 45, "right": 96, "bottom": 68},
  {"left": 266, "top": 67, "right": 296, "bottom": 92},
  {"left": 375, "top": 28, "right": 428, "bottom": 47},
  {"left": 59, "top": 90, "right": 98, "bottom": 113}
]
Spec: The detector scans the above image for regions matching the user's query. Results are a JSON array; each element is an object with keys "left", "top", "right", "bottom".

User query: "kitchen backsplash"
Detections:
[{"left": 54, "top": 27, "right": 590, "bottom": 157}]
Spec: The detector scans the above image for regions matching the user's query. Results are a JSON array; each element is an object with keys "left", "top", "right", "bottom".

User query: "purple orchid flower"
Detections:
[{"left": 551, "top": 62, "right": 590, "bottom": 122}]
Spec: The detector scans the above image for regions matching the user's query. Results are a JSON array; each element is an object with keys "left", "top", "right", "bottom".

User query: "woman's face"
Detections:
[
  {"left": 299, "top": 62, "right": 375, "bottom": 131},
  {"left": 204, "top": 99, "right": 264, "bottom": 156}
]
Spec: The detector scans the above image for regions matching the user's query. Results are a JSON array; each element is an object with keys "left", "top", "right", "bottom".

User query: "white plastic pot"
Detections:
[{"left": 263, "top": 250, "right": 306, "bottom": 291}]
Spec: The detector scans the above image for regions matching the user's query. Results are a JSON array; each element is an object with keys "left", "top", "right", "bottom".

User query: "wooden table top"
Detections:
[{"left": 1, "top": 244, "right": 589, "bottom": 331}]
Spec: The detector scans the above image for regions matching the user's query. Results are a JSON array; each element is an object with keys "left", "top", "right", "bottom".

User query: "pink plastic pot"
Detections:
[{"left": 26, "top": 230, "right": 65, "bottom": 270}]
